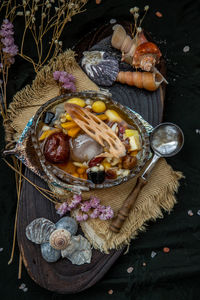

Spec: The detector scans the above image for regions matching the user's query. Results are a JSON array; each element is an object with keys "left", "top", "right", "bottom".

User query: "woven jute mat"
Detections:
[{"left": 4, "top": 49, "right": 183, "bottom": 253}]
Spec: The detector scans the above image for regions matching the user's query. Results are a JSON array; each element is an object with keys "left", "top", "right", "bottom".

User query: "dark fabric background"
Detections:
[{"left": 1, "top": 0, "right": 200, "bottom": 299}]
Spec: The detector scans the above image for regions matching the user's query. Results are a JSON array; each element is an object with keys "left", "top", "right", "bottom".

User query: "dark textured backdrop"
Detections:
[{"left": 1, "top": 0, "right": 200, "bottom": 299}]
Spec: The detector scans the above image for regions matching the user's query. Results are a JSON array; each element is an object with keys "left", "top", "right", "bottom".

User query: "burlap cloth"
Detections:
[{"left": 4, "top": 50, "right": 183, "bottom": 253}]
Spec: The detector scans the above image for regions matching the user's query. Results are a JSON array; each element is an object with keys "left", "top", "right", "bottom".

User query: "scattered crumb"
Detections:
[
  {"left": 197, "top": 210, "right": 200, "bottom": 216},
  {"left": 19, "top": 283, "right": 26, "bottom": 290},
  {"left": 0, "top": 248, "right": 3, "bottom": 252},
  {"left": 108, "top": 289, "right": 113, "bottom": 295},
  {"left": 163, "top": 247, "right": 170, "bottom": 253},
  {"left": 110, "top": 19, "right": 117, "bottom": 24},
  {"left": 155, "top": 11, "right": 163, "bottom": 18},
  {"left": 188, "top": 210, "right": 194, "bottom": 216},
  {"left": 127, "top": 266, "right": 134, "bottom": 273},
  {"left": 151, "top": 251, "right": 157, "bottom": 258},
  {"left": 96, "top": 0, "right": 101, "bottom": 4},
  {"left": 23, "top": 287, "right": 28, "bottom": 292},
  {"left": 183, "top": 45, "right": 190, "bottom": 53},
  {"left": 196, "top": 129, "right": 200, "bottom": 134},
  {"left": 142, "top": 262, "right": 146, "bottom": 267}
]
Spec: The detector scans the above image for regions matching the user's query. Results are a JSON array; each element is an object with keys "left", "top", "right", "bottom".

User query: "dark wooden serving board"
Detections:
[{"left": 17, "top": 21, "right": 165, "bottom": 294}]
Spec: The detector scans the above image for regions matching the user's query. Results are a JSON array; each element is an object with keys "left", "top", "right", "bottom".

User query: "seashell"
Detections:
[
  {"left": 61, "top": 235, "right": 92, "bottom": 265},
  {"left": 49, "top": 229, "right": 71, "bottom": 250},
  {"left": 132, "top": 42, "right": 162, "bottom": 71},
  {"left": 41, "top": 242, "right": 61, "bottom": 263},
  {"left": 55, "top": 216, "right": 78, "bottom": 236},
  {"left": 26, "top": 218, "right": 56, "bottom": 244},
  {"left": 81, "top": 51, "right": 119, "bottom": 86},
  {"left": 116, "top": 71, "right": 164, "bottom": 91},
  {"left": 111, "top": 25, "right": 148, "bottom": 61},
  {"left": 111, "top": 24, "right": 162, "bottom": 71}
]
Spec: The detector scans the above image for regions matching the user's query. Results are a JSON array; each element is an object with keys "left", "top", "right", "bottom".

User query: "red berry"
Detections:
[{"left": 88, "top": 157, "right": 104, "bottom": 167}]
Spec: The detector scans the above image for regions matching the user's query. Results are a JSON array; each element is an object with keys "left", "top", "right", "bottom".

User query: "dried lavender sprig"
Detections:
[{"left": 53, "top": 70, "right": 76, "bottom": 92}]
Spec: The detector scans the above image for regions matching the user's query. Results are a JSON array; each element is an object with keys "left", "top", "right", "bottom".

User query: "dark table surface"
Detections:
[{"left": 1, "top": 0, "right": 200, "bottom": 299}]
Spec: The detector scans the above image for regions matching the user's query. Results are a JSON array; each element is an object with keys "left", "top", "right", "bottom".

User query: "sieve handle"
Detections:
[{"left": 110, "top": 176, "right": 147, "bottom": 233}]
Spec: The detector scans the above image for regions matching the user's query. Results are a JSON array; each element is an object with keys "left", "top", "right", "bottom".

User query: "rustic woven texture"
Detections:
[{"left": 4, "top": 49, "right": 183, "bottom": 253}]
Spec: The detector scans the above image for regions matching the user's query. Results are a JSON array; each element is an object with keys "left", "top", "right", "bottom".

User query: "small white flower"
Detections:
[
  {"left": 137, "top": 27, "right": 142, "bottom": 33},
  {"left": 144, "top": 5, "right": 149, "bottom": 11},
  {"left": 34, "top": 5, "right": 38, "bottom": 11},
  {"left": 32, "top": 17, "right": 36, "bottom": 23},
  {"left": 23, "top": 0, "right": 27, "bottom": 5},
  {"left": 55, "top": 7, "right": 59, "bottom": 12},
  {"left": 59, "top": 41, "right": 63, "bottom": 46},
  {"left": 133, "top": 6, "right": 139, "bottom": 12},
  {"left": 46, "top": 3, "right": 52, "bottom": 8},
  {"left": 54, "top": 39, "right": 58, "bottom": 44},
  {"left": 25, "top": 10, "right": 30, "bottom": 16},
  {"left": 45, "top": 0, "right": 49, "bottom": 4},
  {"left": 42, "top": 12, "right": 46, "bottom": 18},
  {"left": 17, "top": 11, "right": 24, "bottom": 16},
  {"left": 134, "top": 12, "right": 139, "bottom": 19}
]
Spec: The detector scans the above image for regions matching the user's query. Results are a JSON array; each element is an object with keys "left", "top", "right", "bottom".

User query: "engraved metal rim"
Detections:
[
  {"left": 30, "top": 91, "right": 150, "bottom": 190},
  {"left": 150, "top": 122, "right": 184, "bottom": 157}
]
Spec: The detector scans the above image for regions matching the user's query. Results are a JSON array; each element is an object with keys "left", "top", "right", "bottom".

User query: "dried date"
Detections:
[{"left": 44, "top": 132, "right": 69, "bottom": 163}]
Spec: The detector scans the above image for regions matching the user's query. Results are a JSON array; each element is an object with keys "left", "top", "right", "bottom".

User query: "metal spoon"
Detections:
[{"left": 110, "top": 122, "right": 184, "bottom": 233}]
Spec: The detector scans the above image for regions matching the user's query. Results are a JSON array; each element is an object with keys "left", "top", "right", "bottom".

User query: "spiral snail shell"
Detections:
[
  {"left": 116, "top": 71, "right": 164, "bottom": 91},
  {"left": 111, "top": 24, "right": 162, "bottom": 71},
  {"left": 49, "top": 229, "right": 71, "bottom": 250}
]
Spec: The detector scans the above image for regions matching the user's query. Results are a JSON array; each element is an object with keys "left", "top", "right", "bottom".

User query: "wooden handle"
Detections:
[{"left": 110, "top": 176, "right": 147, "bottom": 233}]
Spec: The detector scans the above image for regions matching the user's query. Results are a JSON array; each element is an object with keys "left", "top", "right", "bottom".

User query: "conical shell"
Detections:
[
  {"left": 55, "top": 216, "right": 78, "bottom": 236},
  {"left": 26, "top": 218, "right": 56, "bottom": 244},
  {"left": 41, "top": 242, "right": 61, "bottom": 263},
  {"left": 81, "top": 51, "right": 119, "bottom": 86},
  {"left": 61, "top": 235, "right": 92, "bottom": 265},
  {"left": 111, "top": 24, "right": 127, "bottom": 50},
  {"left": 49, "top": 229, "right": 71, "bottom": 250}
]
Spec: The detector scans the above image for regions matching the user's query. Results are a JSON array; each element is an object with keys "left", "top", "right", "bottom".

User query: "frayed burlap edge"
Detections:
[
  {"left": 79, "top": 166, "right": 183, "bottom": 253},
  {"left": 3, "top": 49, "right": 98, "bottom": 149}
]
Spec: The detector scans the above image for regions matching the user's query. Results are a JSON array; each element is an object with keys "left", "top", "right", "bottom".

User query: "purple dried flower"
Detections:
[
  {"left": 99, "top": 206, "right": 114, "bottom": 220},
  {"left": 1, "top": 37, "right": 14, "bottom": 46},
  {"left": 68, "top": 194, "right": 82, "bottom": 210},
  {"left": 0, "top": 29, "right": 14, "bottom": 36},
  {"left": 90, "top": 208, "right": 100, "bottom": 219},
  {"left": 76, "top": 213, "right": 88, "bottom": 222},
  {"left": 59, "top": 74, "right": 67, "bottom": 83},
  {"left": 73, "top": 194, "right": 82, "bottom": 204},
  {"left": 56, "top": 202, "right": 69, "bottom": 216},
  {"left": 0, "top": 19, "right": 18, "bottom": 64},
  {"left": 80, "top": 201, "right": 91, "bottom": 212},
  {"left": 89, "top": 196, "right": 100, "bottom": 208},
  {"left": 3, "top": 44, "right": 18, "bottom": 56},
  {"left": 53, "top": 70, "right": 61, "bottom": 80},
  {"left": 53, "top": 70, "right": 76, "bottom": 92}
]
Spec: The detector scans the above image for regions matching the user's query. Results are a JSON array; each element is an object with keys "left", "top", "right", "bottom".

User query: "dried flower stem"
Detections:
[
  {"left": 8, "top": 157, "right": 22, "bottom": 265},
  {"left": 18, "top": 253, "right": 22, "bottom": 279},
  {"left": 3, "top": 158, "right": 60, "bottom": 204}
]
